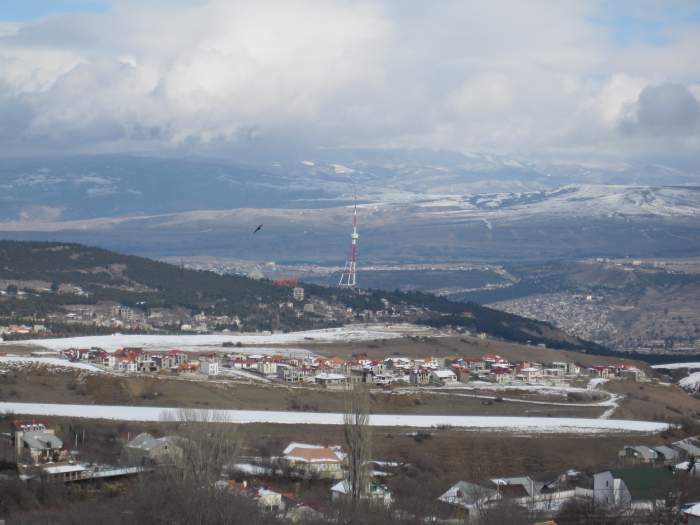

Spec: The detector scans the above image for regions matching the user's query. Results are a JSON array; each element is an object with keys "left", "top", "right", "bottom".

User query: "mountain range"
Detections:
[{"left": 0, "top": 152, "right": 698, "bottom": 262}]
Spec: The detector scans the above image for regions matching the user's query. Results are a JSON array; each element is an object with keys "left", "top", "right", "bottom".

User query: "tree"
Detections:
[{"left": 343, "top": 382, "right": 372, "bottom": 514}]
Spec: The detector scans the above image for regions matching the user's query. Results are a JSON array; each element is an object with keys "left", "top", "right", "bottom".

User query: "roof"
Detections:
[
  {"left": 125, "top": 432, "right": 159, "bottom": 449},
  {"left": 432, "top": 369, "right": 456, "bottom": 378},
  {"left": 285, "top": 446, "right": 343, "bottom": 463},
  {"left": 43, "top": 463, "right": 87, "bottom": 475},
  {"left": 623, "top": 446, "right": 658, "bottom": 460},
  {"left": 673, "top": 438, "right": 700, "bottom": 456},
  {"left": 23, "top": 431, "right": 63, "bottom": 450},
  {"left": 608, "top": 468, "right": 675, "bottom": 501},
  {"left": 314, "top": 373, "right": 347, "bottom": 381},
  {"left": 489, "top": 476, "right": 539, "bottom": 497},
  {"left": 653, "top": 445, "right": 680, "bottom": 458},
  {"left": 125, "top": 432, "right": 182, "bottom": 451},
  {"left": 438, "top": 480, "right": 497, "bottom": 507},
  {"left": 685, "top": 502, "right": 700, "bottom": 517}
]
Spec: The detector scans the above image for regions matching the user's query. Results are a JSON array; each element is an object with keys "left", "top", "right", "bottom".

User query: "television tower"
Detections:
[{"left": 338, "top": 198, "right": 359, "bottom": 289}]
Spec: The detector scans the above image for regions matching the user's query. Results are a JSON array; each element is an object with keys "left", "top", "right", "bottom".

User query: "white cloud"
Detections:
[{"left": 0, "top": 0, "right": 698, "bottom": 164}]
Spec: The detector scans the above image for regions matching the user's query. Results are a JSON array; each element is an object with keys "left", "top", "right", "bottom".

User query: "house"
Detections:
[
  {"left": 682, "top": 502, "right": 700, "bottom": 525},
  {"left": 330, "top": 479, "right": 392, "bottom": 506},
  {"left": 451, "top": 365, "right": 471, "bottom": 383},
  {"left": 162, "top": 350, "right": 188, "bottom": 370},
  {"left": 673, "top": 437, "right": 700, "bottom": 458},
  {"left": 430, "top": 369, "right": 458, "bottom": 386},
  {"left": 590, "top": 366, "right": 612, "bottom": 379},
  {"left": 593, "top": 467, "right": 674, "bottom": 510},
  {"left": 13, "top": 422, "right": 67, "bottom": 465},
  {"left": 257, "top": 360, "right": 278, "bottom": 376},
  {"left": 487, "top": 476, "right": 541, "bottom": 499},
  {"left": 438, "top": 480, "right": 499, "bottom": 517},
  {"left": 491, "top": 367, "right": 512, "bottom": 384},
  {"left": 519, "top": 367, "right": 542, "bottom": 383},
  {"left": 313, "top": 372, "right": 349, "bottom": 387},
  {"left": 224, "top": 480, "right": 286, "bottom": 512},
  {"left": 122, "top": 432, "right": 185, "bottom": 466},
  {"left": 618, "top": 446, "right": 659, "bottom": 464},
  {"left": 653, "top": 445, "right": 681, "bottom": 464},
  {"left": 281, "top": 442, "right": 345, "bottom": 479},
  {"left": 619, "top": 367, "right": 646, "bottom": 382},
  {"left": 255, "top": 487, "right": 285, "bottom": 512},
  {"left": 409, "top": 368, "right": 431, "bottom": 385},
  {"left": 199, "top": 355, "right": 220, "bottom": 376}
]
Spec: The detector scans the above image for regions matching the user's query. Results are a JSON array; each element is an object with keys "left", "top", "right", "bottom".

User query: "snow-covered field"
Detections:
[
  {"left": 0, "top": 356, "right": 102, "bottom": 372},
  {"left": 0, "top": 402, "right": 668, "bottom": 433},
  {"left": 652, "top": 362, "right": 700, "bottom": 370},
  {"left": 0, "top": 324, "right": 420, "bottom": 353}
]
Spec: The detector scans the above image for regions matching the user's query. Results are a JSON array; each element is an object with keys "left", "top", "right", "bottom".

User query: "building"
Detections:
[
  {"left": 13, "top": 422, "right": 67, "bottom": 465},
  {"left": 618, "top": 446, "right": 659, "bottom": 464},
  {"left": 292, "top": 287, "right": 305, "bottom": 301},
  {"left": 430, "top": 369, "right": 458, "bottom": 385},
  {"left": 653, "top": 445, "right": 681, "bottom": 464},
  {"left": 122, "top": 432, "right": 185, "bottom": 466},
  {"left": 199, "top": 355, "right": 220, "bottom": 376},
  {"left": 519, "top": 367, "right": 542, "bottom": 383},
  {"left": 593, "top": 468, "right": 674, "bottom": 510},
  {"left": 672, "top": 437, "right": 700, "bottom": 458},
  {"left": 682, "top": 503, "right": 700, "bottom": 525},
  {"left": 313, "top": 372, "right": 348, "bottom": 387},
  {"left": 330, "top": 479, "right": 392, "bottom": 506},
  {"left": 281, "top": 442, "right": 345, "bottom": 479}
]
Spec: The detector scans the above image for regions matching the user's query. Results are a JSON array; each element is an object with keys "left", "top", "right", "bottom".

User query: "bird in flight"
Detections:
[{"left": 253, "top": 224, "right": 263, "bottom": 234}]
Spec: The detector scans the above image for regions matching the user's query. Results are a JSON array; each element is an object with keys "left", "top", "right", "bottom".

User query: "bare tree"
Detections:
[{"left": 343, "top": 382, "right": 372, "bottom": 511}]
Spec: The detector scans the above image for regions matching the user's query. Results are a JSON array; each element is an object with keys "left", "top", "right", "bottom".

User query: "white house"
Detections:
[
  {"left": 281, "top": 442, "right": 345, "bottom": 479},
  {"left": 199, "top": 357, "right": 220, "bottom": 376},
  {"left": 519, "top": 367, "right": 542, "bottom": 382},
  {"left": 331, "top": 479, "right": 393, "bottom": 507},
  {"left": 430, "top": 369, "right": 458, "bottom": 385},
  {"left": 313, "top": 372, "right": 348, "bottom": 387}
]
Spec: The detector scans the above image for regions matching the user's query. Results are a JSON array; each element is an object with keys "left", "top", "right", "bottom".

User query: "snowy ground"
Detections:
[
  {"left": 652, "top": 362, "right": 700, "bottom": 370},
  {"left": 0, "top": 402, "right": 668, "bottom": 433},
  {"left": 0, "top": 356, "right": 103, "bottom": 373},
  {"left": 0, "top": 325, "right": 420, "bottom": 353},
  {"left": 679, "top": 372, "right": 700, "bottom": 391}
]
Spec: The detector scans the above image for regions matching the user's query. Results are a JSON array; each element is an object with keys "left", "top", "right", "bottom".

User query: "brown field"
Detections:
[{"left": 0, "top": 368, "right": 605, "bottom": 417}]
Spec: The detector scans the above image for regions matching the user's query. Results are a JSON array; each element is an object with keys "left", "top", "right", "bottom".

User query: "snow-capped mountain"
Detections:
[{"left": 0, "top": 153, "right": 698, "bottom": 262}]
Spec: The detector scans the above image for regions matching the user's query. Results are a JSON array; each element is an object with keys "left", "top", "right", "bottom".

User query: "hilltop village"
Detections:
[{"left": 12, "top": 345, "right": 648, "bottom": 389}]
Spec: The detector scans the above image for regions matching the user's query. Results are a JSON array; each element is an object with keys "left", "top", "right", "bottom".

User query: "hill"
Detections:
[
  {"left": 0, "top": 240, "right": 597, "bottom": 351},
  {"left": 0, "top": 155, "right": 699, "bottom": 263}
]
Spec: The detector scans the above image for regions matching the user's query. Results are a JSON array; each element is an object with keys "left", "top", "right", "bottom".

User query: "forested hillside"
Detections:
[{"left": 0, "top": 240, "right": 598, "bottom": 351}]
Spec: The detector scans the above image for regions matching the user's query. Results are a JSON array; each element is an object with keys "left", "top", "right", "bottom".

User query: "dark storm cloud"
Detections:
[{"left": 620, "top": 83, "right": 700, "bottom": 136}]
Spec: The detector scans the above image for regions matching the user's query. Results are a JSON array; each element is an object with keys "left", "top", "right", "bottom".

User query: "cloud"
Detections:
[
  {"left": 0, "top": 0, "right": 698, "bottom": 165},
  {"left": 619, "top": 83, "right": 700, "bottom": 136}
]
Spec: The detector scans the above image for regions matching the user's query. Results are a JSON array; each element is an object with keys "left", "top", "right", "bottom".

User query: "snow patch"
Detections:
[
  {"left": 1, "top": 325, "right": 412, "bottom": 353},
  {"left": 0, "top": 402, "right": 669, "bottom": 434},
  {"left": 0, "top": 356, "right": 102, "bottom": 372},
  {"left": 652, "top": 362, "right": 700, "bottom": 370}
]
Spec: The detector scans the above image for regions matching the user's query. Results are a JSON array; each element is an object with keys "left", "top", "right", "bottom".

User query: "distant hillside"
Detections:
[
  {"left": 0, "top": 240, "right": 600, "bottom": 351},
  {"left": 1, "top": 155, "right": 699, "bottom": 263}
]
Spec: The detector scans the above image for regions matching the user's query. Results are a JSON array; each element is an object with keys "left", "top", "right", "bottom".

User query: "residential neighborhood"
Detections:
[{"left": 23, "top": 346, "right": 648, "bottom": 392}]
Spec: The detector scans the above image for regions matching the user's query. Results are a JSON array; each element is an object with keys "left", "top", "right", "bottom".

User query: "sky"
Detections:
[{"left": 0, "top": 0, "right": 698, "bottom": 167}]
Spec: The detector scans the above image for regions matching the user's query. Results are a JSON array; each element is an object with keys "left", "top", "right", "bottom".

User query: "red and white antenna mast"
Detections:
[{"left": 338, "top": 194, "right": 359, "bottom": 289}]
